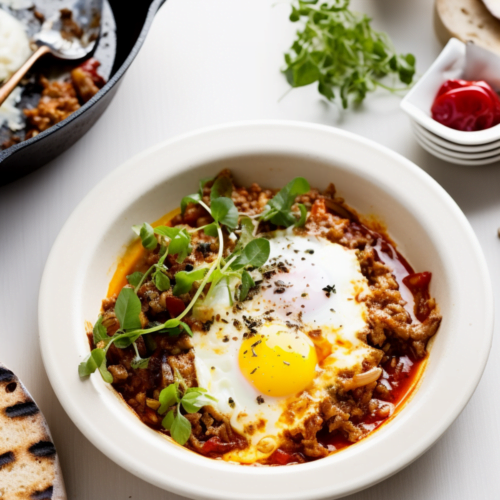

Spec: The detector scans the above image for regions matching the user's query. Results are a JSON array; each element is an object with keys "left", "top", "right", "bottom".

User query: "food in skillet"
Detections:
[
  {"left": 0, "top": 7, "right": 106, "bottom": 149},
  {"left": 79, "top": 171, "right": 442, "bottom": 465}
]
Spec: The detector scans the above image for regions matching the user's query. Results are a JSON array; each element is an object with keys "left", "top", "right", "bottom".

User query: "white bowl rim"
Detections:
[
  {"left": 38, "top": 120, "right": 494, "bottom": 500},
  {"left": 413, "top": 126, "right": 500, "bottom": 166},
  {"left": 412, "top": 123, "right": 500, "bottom": 160},
  {"left": 401, "top": 38, "right": 500, "bottom": 146},
  {"left": 412, "top": 120, "right": 500, "bottom": 153}
]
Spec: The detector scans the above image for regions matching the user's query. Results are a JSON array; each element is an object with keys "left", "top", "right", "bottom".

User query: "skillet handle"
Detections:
[{"left": 0, "top": 45, "right": 51, "bottom": 107}]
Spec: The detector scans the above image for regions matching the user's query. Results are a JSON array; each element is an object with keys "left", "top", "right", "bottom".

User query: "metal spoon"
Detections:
[{"left": 0, "top": 0, "right": 103, "bottom": 106}]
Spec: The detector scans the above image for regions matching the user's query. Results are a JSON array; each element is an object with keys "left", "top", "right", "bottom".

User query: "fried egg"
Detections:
[{"left": 191, "top": 229, "right": 380, "bottom": 463}]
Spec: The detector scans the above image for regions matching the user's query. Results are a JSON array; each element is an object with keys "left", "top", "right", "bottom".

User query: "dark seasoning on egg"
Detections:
[{"left": 86, "top": 170, "right": 442, "bottom": 467}]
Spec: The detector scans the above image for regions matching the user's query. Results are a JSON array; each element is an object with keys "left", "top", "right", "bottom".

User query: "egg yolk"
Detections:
[{"left": 238, "top": 324, "right": 318, "bottom": 397}]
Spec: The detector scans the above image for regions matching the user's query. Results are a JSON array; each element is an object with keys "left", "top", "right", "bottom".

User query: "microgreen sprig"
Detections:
[
  {"left": 80, "top": 175, "right": 314, "bottom": 386},
  {"left": 260, "top": 177, "right": 310, "bottom": 228},
  {"left": 157, "top": 373, "right": 217, "bottom": 445},
  {"left": 283, "top": 0, "right": 416, "bottom": 109}
]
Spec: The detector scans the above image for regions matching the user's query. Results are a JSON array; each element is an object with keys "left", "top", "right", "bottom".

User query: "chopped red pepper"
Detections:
[
  {"left": 78, "top": 58, "right": 106, "bottom": 88},
  {"left": 164, "top": 296, "right": 186, "bottom": 317},
  {"left": 431, "top": 79, "right": 500, "bottom": 131},
  {"left": 402, "top": 272, "right": 432, "bottom": 322},
  {"left": 201, "top": 437, "right": 235, "bottom": 455},
  {"left": 267, "top": 448, "right": 299, "bottom": 465}
]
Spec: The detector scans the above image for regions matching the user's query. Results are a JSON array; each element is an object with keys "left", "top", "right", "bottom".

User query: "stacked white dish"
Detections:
[{"left": 401, "top": 38, "right": 500, "bottom": 166}]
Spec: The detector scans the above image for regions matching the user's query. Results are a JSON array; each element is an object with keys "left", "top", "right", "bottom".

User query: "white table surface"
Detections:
[{"left": 1, "top": 0, "right": 499, "bottom": 498}]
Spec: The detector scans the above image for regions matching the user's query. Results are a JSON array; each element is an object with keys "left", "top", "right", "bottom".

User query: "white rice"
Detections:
[{"left": 0, "top": 8, "right": 31, "bottom": 82}]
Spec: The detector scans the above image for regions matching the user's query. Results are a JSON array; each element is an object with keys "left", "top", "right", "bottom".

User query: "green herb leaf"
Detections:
[
  {"left": 261, "top": 177, "right": 310, "bottom": 227},
  {"left": 173, "top": 268, "right": 208, "bottom": 296},
  {"left": 295, "top": 203, "right": 308, "bottom": 227},
  {"left": 126, "top": 272, "right": 144, "bottom": 288},
  {"left": 179, "top": 321, "right": 193, "bottom": 337},
  {"left": 115, "top": 287, "right": 142, "bottom": 331},
  {"left": 112, "top": 331, "right": 142, "bottom": 349},
  {"left": 92, "top": 316, "right": 108, "bottom": 345},
  {"left": 203, "top": 222, "right": 219, "bottom": 237},
  {"left": 239, "top": 270, "right": 255, "bottom": 301},
  {"left": 210, "top": 197, "right": 239, "bottom": 231},
  {"left": 154, "top": 270, "right": 171, "bottom": 291},
  {"left": 283, "top": 0, "right": 416, "bottom": 108},
  {"left": 181, "top": 391, "right": 217, "bottom": 413},
  {"left": 170, "top": 411, "right": 191, "bottom": 445},
  {"left": 158, "top": 383, "right": 180, "bottom": 414},
  {"left": 155, "top": 226, "right": 191, "bottom": 263},
  {"left": 231, "top": 238, "right": 271, "bottom": 271},
  {"left": 162, "top": 410, "right": 175, "bottom": 430},
  {"left": 180, "top": 193, "right": 201, "bottom": 215},
  {"left": 134, "top": 223, "right": 157, "bottom": 251},
  {"left": 234, "top": 216, "right": 255, "bottom": 251},
  {"left": 131, "top": 355, "right": 150, "bottom": 370},
  {"left": 165, "top": 318, "right": 181, "bottom": 329},
  {"left": 78, "top": 348, "right": 113, "bottom": 383},
  {"left": 210, "top": 176, "right": 233, "bottom": 200}
]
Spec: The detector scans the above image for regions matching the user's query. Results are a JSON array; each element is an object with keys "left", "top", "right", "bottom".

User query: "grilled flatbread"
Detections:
[
  {"left": 435, "top": 0, "right": 500, "bottom": 53},
  {"left": 0, "top": 363, "right": 66, "bottom": 500}
]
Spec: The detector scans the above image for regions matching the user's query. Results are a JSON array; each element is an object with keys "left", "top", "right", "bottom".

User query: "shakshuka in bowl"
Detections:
[{"left": 39, "top": 121, "right": 493, "bottom": 500}]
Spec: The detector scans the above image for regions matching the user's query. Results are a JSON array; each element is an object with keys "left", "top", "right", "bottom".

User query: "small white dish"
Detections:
[
  {"left": 413, "top": 128, "right": 500, "bottom": 165},
  {"left": 412, "top": 123, "right": 500, "bottom": 159},
  {"left": 38, "top": 121, "right": 494, "bottom": 500},
  {"left": 401, "top": 38, "right": 500, "bottom": 146},
  {"left": 412, "top": 121, "right": 500, "bottom": 153}
]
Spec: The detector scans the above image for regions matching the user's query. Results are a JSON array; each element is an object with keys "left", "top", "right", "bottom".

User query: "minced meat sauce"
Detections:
[{"left": 90, "top": 172, "right": 441, "bottom": 465}]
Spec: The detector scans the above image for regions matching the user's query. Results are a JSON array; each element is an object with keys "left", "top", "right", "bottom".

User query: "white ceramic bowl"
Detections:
[
  {"left": 412, "top": 121, "right": 500, "bottom": 153},
  {"left": 412, "top": 125, "right": 500, "bottom": 166},
  {"left": 401, "top": 38, "right": 500, "bottom": 146},
  {"left": 39, "top": 121, "right": 494, "bottom": 500},
  {"left": 411, "top": 123, "right": 500, "bottom": 162}
]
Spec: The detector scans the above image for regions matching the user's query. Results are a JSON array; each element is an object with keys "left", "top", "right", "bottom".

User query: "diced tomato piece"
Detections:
[
  {"left": 201, "top": 437, "right": 234, "bottom": 455},
  {"left": 310, "top": 198, "right": 327, "bottom": 219},
  {"left": 403, "top": 272, "right": 431, "bottom": 293},
  {"left": 164, "top": 296, "right": 186, "bottom": 317},
  {"left": 403, "top": 272, "right": 432, "bottom": 322},
  {"left": 78, "top": 58, "right": 106, "bottom": 87},
  {"left": 268, "top": 449, "right": 298, "bottom": 465}
]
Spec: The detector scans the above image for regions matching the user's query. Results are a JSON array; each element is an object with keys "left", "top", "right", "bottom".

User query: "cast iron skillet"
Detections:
[{"left": 0, "top": 0, "right": 166, "bottom": 186}]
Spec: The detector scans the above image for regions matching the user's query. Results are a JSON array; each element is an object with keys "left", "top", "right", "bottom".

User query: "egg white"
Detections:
[{"left": 191, "top": 229, "right": 379, "bottom": 462}]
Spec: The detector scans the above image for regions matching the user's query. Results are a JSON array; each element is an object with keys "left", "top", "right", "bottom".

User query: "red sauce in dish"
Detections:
[
  {"left": 105, "top": 206, "right": 433, "bottom": 464},
  {"left": 431, "top": 79, "right": 500, "bottom": 131}
]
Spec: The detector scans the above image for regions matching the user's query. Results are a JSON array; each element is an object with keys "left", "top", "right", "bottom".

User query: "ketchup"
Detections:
[{"left": 431, "top": 79, "right": 500, "bottom": 131}]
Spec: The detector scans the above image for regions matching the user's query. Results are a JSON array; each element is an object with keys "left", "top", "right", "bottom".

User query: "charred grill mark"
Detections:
[
  {"left": 0, "top": 367, "right": 14, "bottom": 382},
  {"left": 31, "top": 486, "right": 53, "bottom": 499},
  {"left": 5, "top": 402, "right": 39, "bottom": 418},
  {"left": 0, "top": 451, "right": 15, "bottom": 469},
  {"left": 29, "top": 441, "right": 56, "bottom": 458},
  {"left": 6, "top": 382, "right": 17, "bottom": 393}
]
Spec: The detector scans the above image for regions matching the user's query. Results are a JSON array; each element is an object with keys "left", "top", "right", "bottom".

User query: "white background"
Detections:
[{"left": 1, "top": 0, "right": 499, "bottom": 498}]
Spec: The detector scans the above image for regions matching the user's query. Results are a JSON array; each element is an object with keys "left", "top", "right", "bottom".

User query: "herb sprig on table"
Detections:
[
  {"left": 78, "top": 175, "right": 311, "bottom": 443},
  {"left": 283, "top": 0, "right": 416, "bottom": 108}
]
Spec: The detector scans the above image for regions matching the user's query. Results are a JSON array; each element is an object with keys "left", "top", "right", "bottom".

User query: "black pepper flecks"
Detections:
[{"left": 322, "top": 284, "right": 336, "bottom": 298}]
